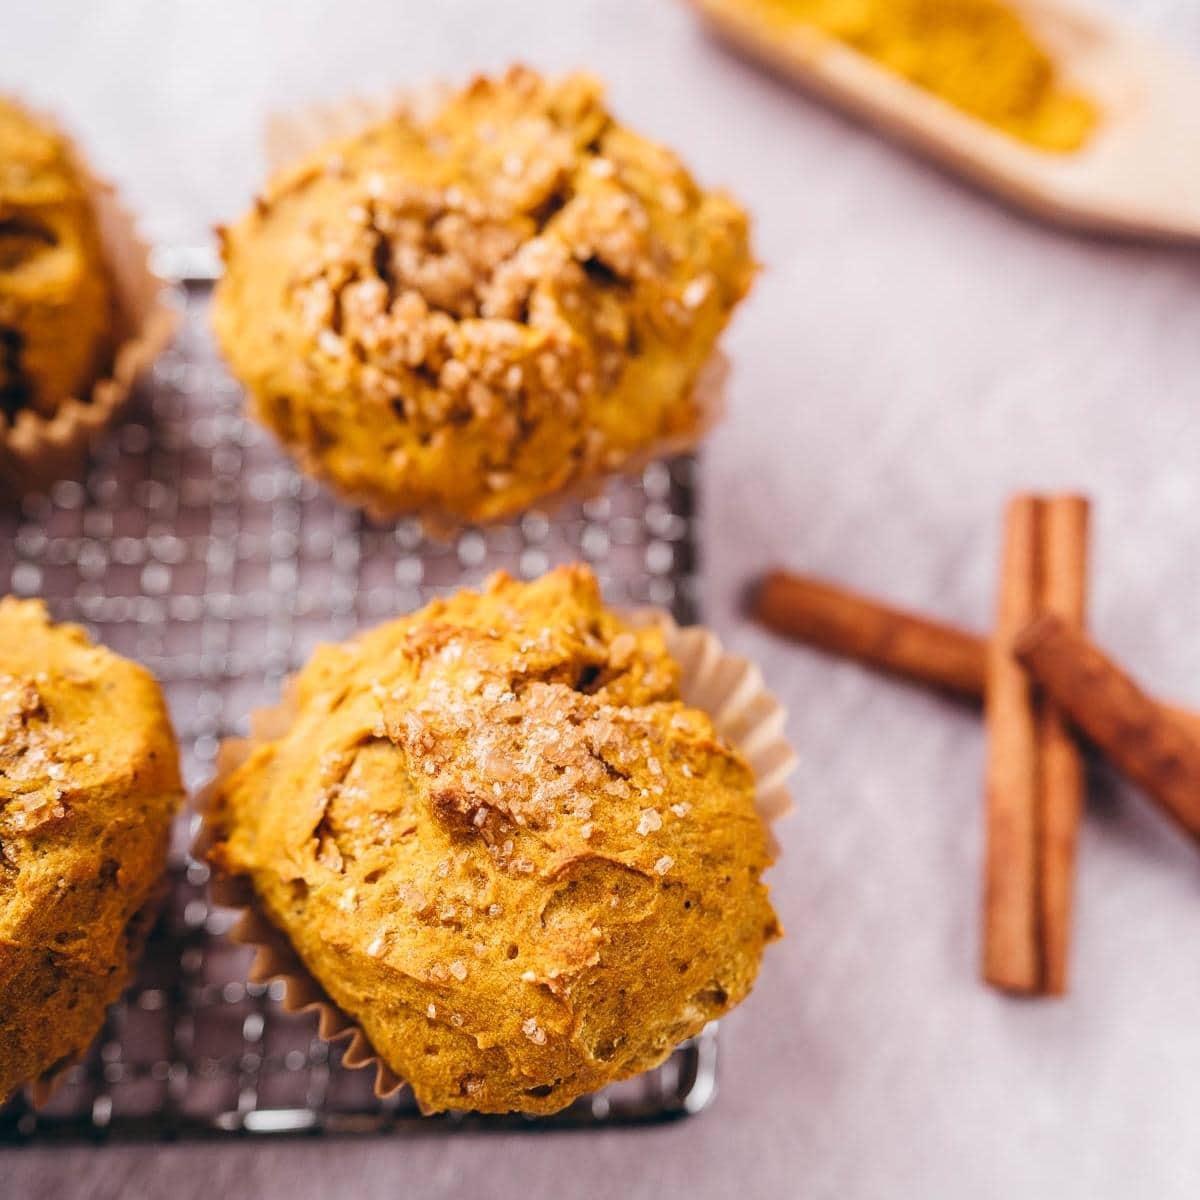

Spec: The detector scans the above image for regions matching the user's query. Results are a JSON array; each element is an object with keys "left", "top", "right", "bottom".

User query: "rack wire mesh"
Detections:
[{"left": 0, "top": 260, "right": 716, "bottom": 1143}]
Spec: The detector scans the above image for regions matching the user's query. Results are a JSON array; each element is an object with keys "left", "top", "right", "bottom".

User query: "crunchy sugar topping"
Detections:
[
  {"left": 0, "top": 675, "right": 74, "bottom": 831},
  {"left": 215, "top": 67, "right": 754, "bottom": 523},
  {"left": 637, "top": 808, "right": 663, "bottom": 836},
  {"left": 522, "top": 1017, "right": 548, "bottom": 1045},
  {"left": 681, "top": 275, "right": 713, "bottom": 310},
  {"left": 280, "top": 71, "right": 685, "bottom": 444},
  {"left": 355, "top": 568, "right": 750, "bottom": 935},
  {"left": 449, "top": 959, "right": 468, "bottom": 981},
  {"left": 0, "top": 676, "right": 51, "bottom": 769},
  {"left": 387, "top": 669, "right": 674, "bottom": 854}
]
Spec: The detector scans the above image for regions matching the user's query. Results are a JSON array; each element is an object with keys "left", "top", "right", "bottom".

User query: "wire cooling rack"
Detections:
[{"left": 0, "top": 253, "right": 714, "bottom": 1143}]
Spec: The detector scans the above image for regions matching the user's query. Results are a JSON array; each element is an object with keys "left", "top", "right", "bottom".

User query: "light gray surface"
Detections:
[{"left": 5, "top": 1, "right": 1200, "bottom": 1196}]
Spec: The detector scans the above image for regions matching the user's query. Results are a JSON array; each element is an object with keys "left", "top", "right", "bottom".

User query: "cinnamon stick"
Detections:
[
  {"left": 983, "top": 495, "right": 1092, "bottom": 995},
  {"left": 1033, "top": 497, "right": 1089, "bottom": 995},
  {"left": 752, "top": 571, "right": 985, "bottom": 699},
  {"left": 749, "top": 569, "right": 1200, "bottom": 738},
  {"left": 1016, "top": 616, "right": 1200, "bottom": 843},
  {"left": 983, "top": 495, "right": 1047, "bottom": 993}
]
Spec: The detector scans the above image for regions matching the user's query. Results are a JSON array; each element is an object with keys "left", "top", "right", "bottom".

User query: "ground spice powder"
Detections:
[{"left": 757, "top": 0, "right": 1097, "bottom": 151}]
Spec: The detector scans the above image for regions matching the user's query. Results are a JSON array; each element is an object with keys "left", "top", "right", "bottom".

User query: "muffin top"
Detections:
[
  {"left": 210, "top": 565, "right": 779, "bottom": 1114},
  {"left": 0, "top": 598, "right": 181, "bottom": 1100},
  {"left": 214, "top": 67, "right": 754, "bottom": 524},
  {"left": 0, "top": 99, "right": 113, "bottom": 423}
]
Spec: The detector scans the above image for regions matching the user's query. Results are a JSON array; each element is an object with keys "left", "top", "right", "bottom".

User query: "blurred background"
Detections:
[{"left": 4, "top": 1, "right": 1200, "bottom": 1196}]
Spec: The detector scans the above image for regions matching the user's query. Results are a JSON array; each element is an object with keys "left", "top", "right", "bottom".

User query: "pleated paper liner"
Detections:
[
  {"left": 196, "top": 609, "right": 795, "bottom": 1106},
  {"left": 231, "top": 88, "right": 732, "bottom": 537},
  {"left": 0, "top": 100, "right": 178, "bottom": 503}
]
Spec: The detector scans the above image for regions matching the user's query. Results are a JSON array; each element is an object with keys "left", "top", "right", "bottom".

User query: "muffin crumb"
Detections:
[
  {"left": 213, "top": 67, "right": 754, "bottom": 524},
  {"left": 210, "top": 565, "right": 778, "bottom": 1115},
  {"left": 0, "top": 598, "right": 181, "bottom": 1102},
  {"left": 0, "top": 99, "right": 113, "bottom": 422}
]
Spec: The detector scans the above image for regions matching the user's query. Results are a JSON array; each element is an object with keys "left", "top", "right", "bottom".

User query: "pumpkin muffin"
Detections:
[
  {"left": 213, "top": 66, "right": 755, "bottom": 525},
  {"left": 0, "top": 599, "right": 182, "bottom": 1102},
  {"left": 0, "top": 98, "right": 114, "bottom": 423},
  {"left": 208, "top": 565, "right": 779, "bottom": 1114}
]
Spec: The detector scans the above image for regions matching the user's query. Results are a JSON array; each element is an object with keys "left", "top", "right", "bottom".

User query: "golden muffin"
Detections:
[
  {"left": 0, "top": 98, "right": 113, "bottom": 423},
  {"left": 0, "top": 599, "right": 182, "bottom": 1102},
  {"left": 209, "top": 565, "right": 779, "bottom": 1114},
  {"left": 213, "top": 66, "right": 755, "bottom": 525}
]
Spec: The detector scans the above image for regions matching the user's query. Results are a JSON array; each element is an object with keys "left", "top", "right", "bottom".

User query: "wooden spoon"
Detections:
[{"left": 687, "top": 0, "right": 1200, "bottom": 242}]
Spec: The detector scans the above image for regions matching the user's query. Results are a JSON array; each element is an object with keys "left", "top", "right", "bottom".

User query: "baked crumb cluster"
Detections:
[
  {"left": 0, "top": 674, "right": 71, "bottom": 836},
  {"left": 211, "top": 565, "right": 778, "bottom": 1114},
  {"left": 214, "top": 67, "right": 754, "bottom": 523},
  {"left": 383, "top": 592, "right": 683, "bottom": 855},
  {"left": 0, "top": 598, "right": 182, "bottom": 1102},
  {"left": 0, "top": 98, "right": 113, "bottom": 423}
]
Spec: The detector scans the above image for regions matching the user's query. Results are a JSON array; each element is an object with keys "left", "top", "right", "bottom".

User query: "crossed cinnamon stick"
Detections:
[
  {"left": 752, "top": 496, "right": 1200, "bottom": 997},
  {"left": 752, "top": 567, "right": 1200, "bottom": 737}
]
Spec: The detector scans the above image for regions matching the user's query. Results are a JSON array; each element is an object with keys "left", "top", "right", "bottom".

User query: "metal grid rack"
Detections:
[{"left": 0, "top": 262, "right": 715, "bottom": 1143}]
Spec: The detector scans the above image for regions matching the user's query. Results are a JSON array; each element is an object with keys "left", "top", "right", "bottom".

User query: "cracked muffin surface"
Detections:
[
  {"left": 208, "top": 565, "right": 779, "bottom": 1114},
  {"left": 212, "top": 67, "right": 754, "bottom": 524},
  {"left": 0, "top": 599, "right": 182, "bottom": 1101},
  {"left": 0, "top": 98, "right": 113, "bottom": 424}
]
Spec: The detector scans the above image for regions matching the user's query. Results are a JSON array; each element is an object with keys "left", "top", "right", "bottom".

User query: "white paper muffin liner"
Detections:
[
  {"left": 0, "top": 99, "right": 178, "bottom": 503},
  {"left": 196, "top": 609, "right": 795, "bottom": 1104}
]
